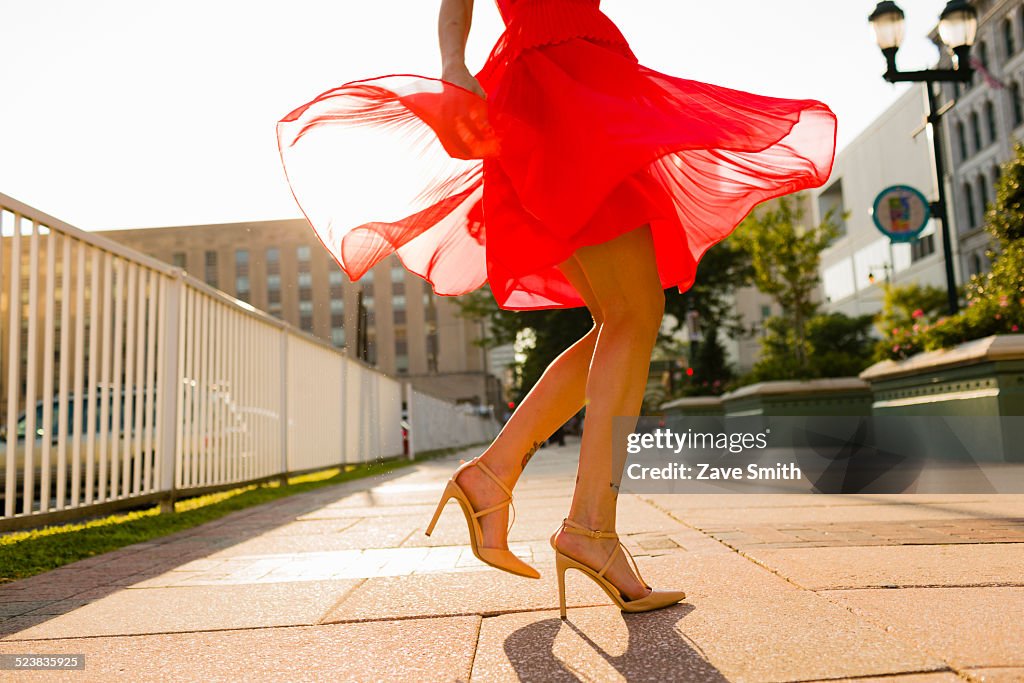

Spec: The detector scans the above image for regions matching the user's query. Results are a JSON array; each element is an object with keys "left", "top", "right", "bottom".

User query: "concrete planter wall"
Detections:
[
  {"left": 860, "top": 334, "right": 1024, "bottom": 417},
  {"left": 719, "top": 377, "right": 873, "bottom": 416},
  {"left": 659, "top": 396, "right": 725, "bottom": 417}
]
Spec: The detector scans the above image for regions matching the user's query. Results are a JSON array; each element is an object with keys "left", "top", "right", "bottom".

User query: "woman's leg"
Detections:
[
  {"left": 456, "top": 257, "right": 604, "bottom": 549},
  {"left": 553, "top": 224, "right": 664, "bottom": 600}
]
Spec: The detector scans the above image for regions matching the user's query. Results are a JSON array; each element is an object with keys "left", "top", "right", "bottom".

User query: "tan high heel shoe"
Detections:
[
  {"left": 425, "top": 457, "right": 540, "bottom": 579},
  {"left": 551, "top": 518, "right": 686, "bottom": 619}
]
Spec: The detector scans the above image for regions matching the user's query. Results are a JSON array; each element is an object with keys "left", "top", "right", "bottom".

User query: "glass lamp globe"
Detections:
[
  {"left": 869, "top": 1, "right": 906, "bottom": 50},
  {"left": 938, "top": 0, "right": 979, "bottom": 49}
]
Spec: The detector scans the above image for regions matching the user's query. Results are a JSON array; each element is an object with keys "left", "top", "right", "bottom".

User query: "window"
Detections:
[
  {"left": 297, "top": 245, "right": 310, "bottom": 262},
  {"left": 267, "top": 274, "right": 280, "bottom": 290},
  {"left": 971, "top": 252, "right": 983, "bottom": 276},
  {"left": 964, "top": 182, "right": 977, "bottom": 230},
  {"left": 956, "top": 120, "right": 968, "bottom": 160},
  {"left": 330, "top": 298, "right": 344, "bottom": 313},
  {"left": 172, "top": 252, "right": 186, "bottom": 268},
  {"left": 331, "top": 327, "right": 346, "bottom": 347},
  {"left": 910, "top": 233, "right": 935, "bottom": 262},
  {"left": 360, "top": 269, "right": 374, "bottom": 284},
  {"left": 390, "top": 266, "right": 405, "bottom": 283},
  {"left": 235, "top": 249, "right": 249, "bottom": 266},
  {"left": 329, "top": 269, "right": 344, "bottom": 286},
  {"left": 985, "top": 99, "right": 997, "bottom": 144},
  {"left": 298, "top": 272, "right": 312, "bottom": 288},
  {"left": 392, "top": 294, "right": 406, "bottom": 309},
  {"left": 299, "top": 301, "right": 313, "bottom": 314},
  {"left": 1012, "top": 83, "right": 1024, "bottom": 127},
  {"left": 970, "top": 110, "right": 982, "bottom": 152},
  {"left": 204, "top": 250, "right": 218, "bottom": 288},
  {"left": 817, "top": 179, "right": 847, "bottom": 239},
  {"left": 976, "top": 41, "right": 989, "bottom": 87},
  {"left": 236, "top": 275, "right": 250, "bottom": 296},
  {"left": 977, "top": 175, "right": 989, "bottom": 223},
  {"left": 1005, "top": 17, "right": 1017, "bottom": 57}
]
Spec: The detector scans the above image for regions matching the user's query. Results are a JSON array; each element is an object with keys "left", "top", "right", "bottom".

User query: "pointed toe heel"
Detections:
[
  {"left": 425, "top": 458, "right": 539, "bottom": 579},
  {"left": 552, "top": 518, "right": 685, "bottom": 619}
]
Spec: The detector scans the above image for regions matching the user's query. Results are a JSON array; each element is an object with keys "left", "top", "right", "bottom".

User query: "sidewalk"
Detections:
[{"left": 1, "top": 439, "right": 1022, "bottom": 682}]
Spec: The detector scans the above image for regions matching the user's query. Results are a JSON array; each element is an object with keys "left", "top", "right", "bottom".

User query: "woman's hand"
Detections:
[
  {"left": 442, "top": 62, "right": 486, "bottom": 99},
  {"left": 439, "top": 0, "right": 481, "bottom": 96}
]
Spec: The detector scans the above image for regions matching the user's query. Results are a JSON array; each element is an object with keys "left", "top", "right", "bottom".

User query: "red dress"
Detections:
[{"left": 276, "top": 0, "right": 837, "bottom": 310}]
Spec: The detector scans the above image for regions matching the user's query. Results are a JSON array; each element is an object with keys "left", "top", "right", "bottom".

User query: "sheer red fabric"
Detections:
[{"left": 277, "top": 0, "right": 837, "bottom": 310}]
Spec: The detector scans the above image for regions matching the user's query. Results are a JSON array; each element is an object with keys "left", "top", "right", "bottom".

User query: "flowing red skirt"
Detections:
[{"left": 276, "top": 2, "right": 837, "bottom": 310}]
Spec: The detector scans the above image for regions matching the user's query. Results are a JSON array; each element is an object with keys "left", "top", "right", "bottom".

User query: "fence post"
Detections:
[
  {"left": 405, "top": 382, "right": 415, "bottom": 461},
  {"left": 339, "top": 354, "right": 348, "bottom": 468},
  {"left": 158, "top": 275, "right": 182, "bottom": 513},
  {"left": 279, "top": 329, "right": 289, "bottom": 485}
]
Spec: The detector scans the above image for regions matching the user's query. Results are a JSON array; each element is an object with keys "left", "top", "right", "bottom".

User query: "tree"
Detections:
[
  {"left": 886, "top": 142, "right": 1024, "bottom": 354},
  {"left": 663, "top": 239, "right": 753, "bottom": 345},
  {"left": 731, "top": 193, "right": 845, "bottom": 377},
  {"left": 923, "top": 141, "right": 1024, "bottom": 347},
  {"left": 454, "top": 285, "right": 594, "bottom": 402}
]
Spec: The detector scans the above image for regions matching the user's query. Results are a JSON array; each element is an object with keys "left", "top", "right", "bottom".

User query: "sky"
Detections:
[{"left": 0, "top": 0, "right": 954, "bottom": 231}]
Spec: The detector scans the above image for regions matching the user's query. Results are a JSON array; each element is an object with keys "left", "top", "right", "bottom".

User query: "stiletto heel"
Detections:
[
  {"left": 424, "top": 458, "right": 540, "bottom": 579},
  {"left": 556, "top": 552, "right": 569, "bottom": 619},
  {"left": 424, "top": 481, "right": 456, "bottom": 537},
  {"left": 551, "top": 518, "right": 686, "bottom": 617}
]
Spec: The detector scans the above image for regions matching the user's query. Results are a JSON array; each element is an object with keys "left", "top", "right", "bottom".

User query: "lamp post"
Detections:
[{"left": 868, "top": 0, "right": 979, "bottom": 316}]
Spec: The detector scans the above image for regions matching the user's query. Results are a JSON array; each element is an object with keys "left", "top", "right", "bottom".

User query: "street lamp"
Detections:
[{"left": 868, "top": 0, "right": 979, "bottom": 316}]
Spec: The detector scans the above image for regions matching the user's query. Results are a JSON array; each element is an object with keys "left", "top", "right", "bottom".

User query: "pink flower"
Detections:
[
  {"left": 912, "top": 324, "right": 919, "bottom": 332},
  {"left": 1013, "top": 325, "right": 1020, "bottom": 332},
  {"left": 912, "top": 309, "right": 924, "bottom": 318},
  {"left": 996, "top": 313, "right": 1002, "bottom": 320},
  {"left": 892, "top": 327, "right": 900, "bottom": 335},
  {"left": 893, "top": 344, "right": 901, "bottom": 353}
]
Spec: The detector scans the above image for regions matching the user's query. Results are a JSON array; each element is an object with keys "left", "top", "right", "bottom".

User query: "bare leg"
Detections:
[
  {"left": 456, "top": 258, "right": 604, "bottom": 549},
  {"left": 553, "top": 224, "right": 664, "bottom": 600}
]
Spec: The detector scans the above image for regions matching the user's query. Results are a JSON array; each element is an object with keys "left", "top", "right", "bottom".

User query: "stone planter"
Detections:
[
  {"left": 659, "top": 396, "right": 725, "bottom": 417},
  {"left": 719, "top": 377, "right": 873, "bottom": 416},
  {"left": 859, "top": 333, "right": 1024, "bottom": 417}
]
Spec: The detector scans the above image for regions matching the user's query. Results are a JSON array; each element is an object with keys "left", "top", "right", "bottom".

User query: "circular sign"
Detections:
[{"left": 872, "top": 185, "right": 931, "bottom": 243}]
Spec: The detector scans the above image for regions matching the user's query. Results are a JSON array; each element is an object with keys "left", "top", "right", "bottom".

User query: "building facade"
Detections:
[
  {"left": 808, "top": 85, "right": 949, "bottom": 320},
  {"left": 96, "top": 219, "right": 502, "bottom": 408},
  {"left": 935, "top": 0, "right": 1024, "bottom": 279}
]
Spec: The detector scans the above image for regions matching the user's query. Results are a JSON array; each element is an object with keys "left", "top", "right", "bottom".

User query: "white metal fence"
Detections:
[{"left": 0, "top": 193, "right": 500, "bottom": 530}]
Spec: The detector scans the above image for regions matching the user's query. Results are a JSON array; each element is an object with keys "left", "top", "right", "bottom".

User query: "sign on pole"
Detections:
[{"left": 871, "top": 185, "right": 931, "bottom": 243}]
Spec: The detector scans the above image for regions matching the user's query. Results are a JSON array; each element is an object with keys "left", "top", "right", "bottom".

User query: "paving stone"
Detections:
[
  {"left": 800, "top": 673, "right": 962, "bottom": 683},
  {"left": 964, "top": 668, "right": 1024, "bottom": 682},
  {"left": 2, "top": 580, "right": 362, "bottom": 640},
  {"left": 320, "top": 564, "right": 611, "bottom": 621},
  {"left": 743, "top": 544, "right": 1024, "bottom": 589},
  {"left": 0, "top": 616, "right": 479, "bottom": 682},
  {"left": 471, "top": 587, "right": 943, "bottom": 683},
  {"left": 822, "top": 587, "right": 1024, "bottom": 669}
]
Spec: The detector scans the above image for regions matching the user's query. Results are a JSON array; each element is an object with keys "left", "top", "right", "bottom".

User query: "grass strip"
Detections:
[{"left": 0, "top": 446, "right": 465, "bottom": 584}]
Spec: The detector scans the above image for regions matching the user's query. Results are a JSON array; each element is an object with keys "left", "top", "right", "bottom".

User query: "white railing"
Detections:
[{"left": 0, "top": 193, "right": 500, "bottom": 529}]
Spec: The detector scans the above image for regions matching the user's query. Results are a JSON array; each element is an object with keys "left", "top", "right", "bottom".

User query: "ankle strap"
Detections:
[
  {"left": 560, "top": 518, "right": 618, "bottom": 539},
  {"left": 472, "top": 459, "right": 513, "bottom": 499}
]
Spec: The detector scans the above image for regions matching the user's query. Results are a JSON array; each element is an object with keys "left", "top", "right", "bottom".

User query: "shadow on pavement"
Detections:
[{"left": 503, "top": 605, "right": 728, "bottom": 682}]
